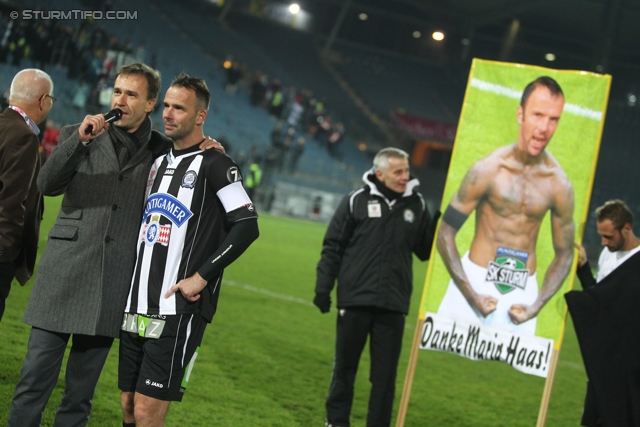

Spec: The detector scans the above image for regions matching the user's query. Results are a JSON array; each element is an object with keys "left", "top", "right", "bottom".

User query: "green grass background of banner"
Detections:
[{"left": 420, "top": 59, "right": 611, "bottom": 343}]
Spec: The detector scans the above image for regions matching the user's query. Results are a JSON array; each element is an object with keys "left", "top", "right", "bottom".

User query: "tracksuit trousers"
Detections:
[{"left": 325, "top": 307, "right": 405, "bottom": 427}]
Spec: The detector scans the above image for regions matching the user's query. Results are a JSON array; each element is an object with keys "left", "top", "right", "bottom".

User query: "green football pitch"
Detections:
[{"left": 0, "top": 196, "right": 587, "bottom": 426}]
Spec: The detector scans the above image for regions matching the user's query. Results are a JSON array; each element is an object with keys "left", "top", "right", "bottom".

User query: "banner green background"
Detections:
[{"left": 419, "top": 59, "right": 611, "bottom": 345}]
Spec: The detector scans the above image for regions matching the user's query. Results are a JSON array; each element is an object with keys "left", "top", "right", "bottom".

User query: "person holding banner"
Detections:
[
  {"left": 574, "top": 199, "right": 640, "bottom": 285},
  {"left": 314, "top": 147, "right": 437, "bottom": 427},
  {"left": 437, "top": 76, "right": 575, "bottom": 335},
  {"left": 567, "top": 199, "right": 640, "bottom": 427}
]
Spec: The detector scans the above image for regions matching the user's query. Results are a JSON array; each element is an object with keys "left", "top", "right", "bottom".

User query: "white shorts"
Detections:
[{"left": 437, "top": 252, "right": 538, "bottom": 335}]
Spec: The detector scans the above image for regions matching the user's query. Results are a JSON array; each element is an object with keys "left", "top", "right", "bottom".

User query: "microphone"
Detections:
[{"left": 84, "top": 108, "right": 123, "bottom": 135}]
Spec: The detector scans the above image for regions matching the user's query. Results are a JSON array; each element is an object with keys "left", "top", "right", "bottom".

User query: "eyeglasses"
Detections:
[{"left": 44, "top": 94, "right": 57, "bottom": 103}]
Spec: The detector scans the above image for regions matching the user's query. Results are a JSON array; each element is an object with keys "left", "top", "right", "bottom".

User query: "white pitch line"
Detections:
[
  {"left": 224, "top": 280, "right": 314, "bottom": 306},
  {"left": 557, "top": 360, "right": 584, "bottom": 371},
  {"left": 223, "top": 279, "right": 415, "bottom": 329}
]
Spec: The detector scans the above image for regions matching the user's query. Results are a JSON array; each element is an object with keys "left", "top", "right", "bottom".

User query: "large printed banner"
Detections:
[{"left": 419, "top": 59, "right": 611, "bottom": 377}]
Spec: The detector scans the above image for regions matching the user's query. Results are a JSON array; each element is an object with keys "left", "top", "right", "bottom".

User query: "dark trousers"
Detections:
[
  {"left": 326, "top": 307, "right": 405, "bottom": 427},
  {"left": 7, "top": 327, "right": 114, "bottom": 427},
  {"left": 0, "top": 261, "right": 15, "bottom": 321}
]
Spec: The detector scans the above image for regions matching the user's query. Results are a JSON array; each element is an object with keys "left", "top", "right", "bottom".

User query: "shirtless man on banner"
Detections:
[{"left": 436, "top": 76, "right": 575, "bottom": 335}]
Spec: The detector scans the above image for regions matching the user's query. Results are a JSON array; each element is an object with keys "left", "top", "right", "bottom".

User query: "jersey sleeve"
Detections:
[{"left": 206, "top": 154, "right": 258, "bottom": 223}]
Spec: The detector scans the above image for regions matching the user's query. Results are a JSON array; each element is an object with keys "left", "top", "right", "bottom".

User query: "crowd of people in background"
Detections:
[
  {"left": 0, "top": 5, "right": 349, "bottom": 211},
  {"left": 0, "top": 7, "right": 149, "bottom": 160},
  {"left": 224, "top": 57, "right": 347, "bottom": 160},
  {"left": 248, "top": 70, "right": 347, "bottom": 160},
  {"left": 217, "top": 55, "right": 352, "bottom": 207}
]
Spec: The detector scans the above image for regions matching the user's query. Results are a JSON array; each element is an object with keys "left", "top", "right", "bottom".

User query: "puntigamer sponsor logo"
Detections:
[
  {"left": 15, "top": 10, "right": 138, "bottom": 20},
  {"left": 143, "top": 193, "right": 193, "bottom": 227}
]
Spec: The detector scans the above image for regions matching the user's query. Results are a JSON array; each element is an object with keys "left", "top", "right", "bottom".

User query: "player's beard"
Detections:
[
  {"left": 164, "top": 121, "right": 191, "bottom": 142},
  {"left": 609, "top": 235, "right": 625, "bottom": 252}
]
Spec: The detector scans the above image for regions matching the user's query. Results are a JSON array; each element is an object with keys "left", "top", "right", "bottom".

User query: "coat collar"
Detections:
[
  {"left": 361, "top": 167, "right": 420, "bottom": 206},
  {"left": 7, "top": 106, "right": 40, "bottom": 135}
]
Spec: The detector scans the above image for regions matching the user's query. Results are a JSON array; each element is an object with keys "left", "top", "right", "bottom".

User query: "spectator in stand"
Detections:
[
  {"left": 8, "top": 21, "right": 29, "bottom": 67},
  {"left": 250, "top": 145, "right": 263, "bottom": 165},
  {"left": 225, "top": 60, "right": 243, "bottom": 95},
  {"left": 280, "top": 127, "right": 295, "bottom": 171},
  {"left": 315, "top": 97, "right": 326, "bottom": 114},
  {"left": 289, "top": 136, "right": 305, "bottom": 173},
  {"left": 263, "top": 145, "right": 277, "bottom": 171},
  {"left": 268, "top": 81, "right": 286, "bottom": 119},
  {"left": 328, "top": 122, "right": 346, "bottom": 158},
  {"left": 271, "top": 123, "right": 283, "bottom": 148},
  {"left": 250, "top": 71, "right": 267, "bottom": 106},
  {"left": 316, "top": 115, "right": 332, "bottom": 146},
  {"left": 67, "top": 37, "right": 86, "bottom": 80},
  {"left": 269, "top": 123, "right": 283, "bottom": 169},
  {"left": 305, "top": 97, "right": 328, "bottom": 139},
  {"left": 50, "top": 23, "right": 73, "bottom": 68},
  {"left": 85, "top": 50, "right": 103, "bottom": 85},
  {"left": 71, "top": 79, "right": 90, "bottom": 112},
  {"left": 244, "top": 159, "right": 263, "bottom": 201},
  {"left": 86, "top": 75, "right": 110, "bottom": 114},
  {"left": 101, "top": 49, "right": 116, "bottom": 78},
  {"left": 286, "top": 91, "right": 306, "bottom": 128},
  {"left": 303, "top": 96, "right": 316, "bottom": 129},
  {"left": 89, "top": 25, "right": 109, "bottom": 52},
  {"left": 32, "top": 23, "right": 53, "bottom": 71}
]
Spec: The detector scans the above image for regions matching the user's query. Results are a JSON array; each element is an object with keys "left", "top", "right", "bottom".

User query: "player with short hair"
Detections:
[{"left": 118, "top": 73, "right": 258, "bottom": 427}]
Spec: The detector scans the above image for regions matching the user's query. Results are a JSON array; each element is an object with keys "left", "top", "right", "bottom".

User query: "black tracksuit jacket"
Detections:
[{"left": 316, "top": 170, "right": 434, "bottom": 314}]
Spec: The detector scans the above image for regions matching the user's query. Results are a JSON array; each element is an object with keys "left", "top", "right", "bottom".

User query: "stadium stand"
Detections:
[{"left": 329, "top": 40, "right": 464, "bottom": 123}]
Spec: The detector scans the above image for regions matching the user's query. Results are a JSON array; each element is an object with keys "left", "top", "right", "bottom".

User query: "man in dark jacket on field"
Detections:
[{"left": 314, "top": 147, "right": 438, "bottom": 427}]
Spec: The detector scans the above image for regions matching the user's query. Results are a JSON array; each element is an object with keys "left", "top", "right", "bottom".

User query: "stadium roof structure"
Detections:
[{"left": 298, "top": 0, "right": 639, "bottom": 98}]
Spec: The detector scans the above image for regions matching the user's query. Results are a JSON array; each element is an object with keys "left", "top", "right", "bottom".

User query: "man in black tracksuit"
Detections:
[{"left": 314, "top": 147, "right": 438, "bottom": 427}]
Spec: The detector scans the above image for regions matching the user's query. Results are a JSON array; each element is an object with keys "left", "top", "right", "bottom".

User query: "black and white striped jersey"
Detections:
[{"left": 124, "top": 145, "right": 257, "bottom": 321}]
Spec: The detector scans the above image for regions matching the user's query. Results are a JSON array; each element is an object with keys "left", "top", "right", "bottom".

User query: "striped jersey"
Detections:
[{"left": 124, "top": 145, "right": 257, "bottom": 322}]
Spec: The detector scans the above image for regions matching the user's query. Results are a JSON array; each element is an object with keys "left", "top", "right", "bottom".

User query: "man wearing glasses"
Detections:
[{"left": 0, "top": 68, "right": 55, "bottom": 322}]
